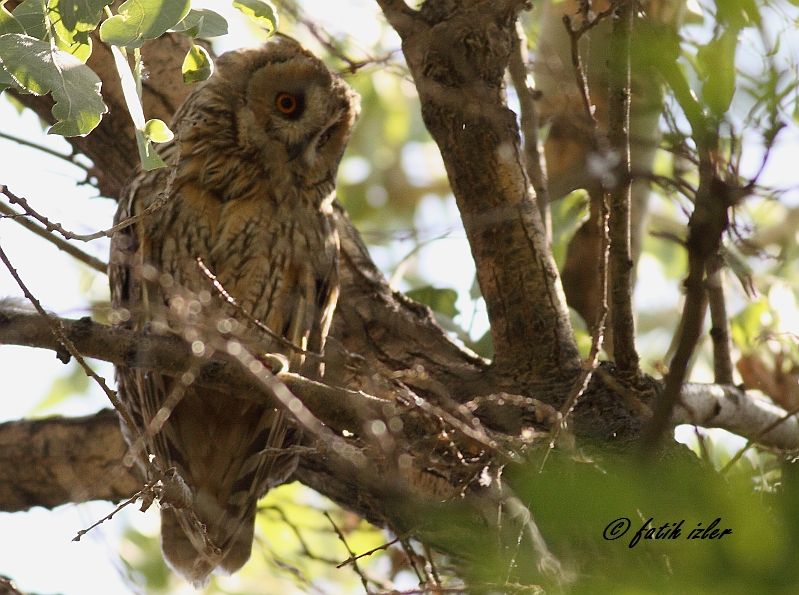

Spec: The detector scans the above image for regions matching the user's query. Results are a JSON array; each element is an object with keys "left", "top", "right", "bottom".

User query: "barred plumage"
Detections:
[{"left": 109, "top": 37, "right": 359, "bottom": 585}]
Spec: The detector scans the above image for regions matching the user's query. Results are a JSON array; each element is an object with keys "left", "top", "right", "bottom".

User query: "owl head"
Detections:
[{"left": 178, "top": 36, "right": 360, "bottom": 190}]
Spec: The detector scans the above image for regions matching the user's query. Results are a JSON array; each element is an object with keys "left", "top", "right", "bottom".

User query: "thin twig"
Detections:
[
  {"left": 541, "top": 188, "right": 609, "bottom": 468},
  {"left": 720, "top": 402, "right": 799, "bottom": 475},
  {"left": 0, "top": 130, "right": 91, "bottom": 173},
  {"left": 706, "top": 256, "right": 734, "bottom": 384},
  {"left": 280, "top": 3, "right": 398, "bottom": 74},
  {"left": 398, "top": 537, "right": 427, "bottom": 586},
  {"left": 72, "top": 476, "right": 161, "bottom": 541},
  {"left": 509, "top": 21, "right": 551, "bottom": 236},
  {"left": 0, "top": 184, "right": 168, "bottom": 242},
  {"left": 0, "top": 242, "right": 137, "bottom": 433},
  {"left": 260, "top": 505, "right": 342, "bottom": 565},
  {"left": 562, "top": 5, "right": 616, "bottom": 125},
  {"left": 606, "top": 0, "right": 639, "bottom": 374},
  {"left": 337, "top": 536, "right": 402, "bottom": 568},
  {"left": 325, "top": 511, "right": 372, "bottom": 594},
  {"left": 196, "top": 257, "right": 316, "bottom": 356},
  {"left": 0, "top": 200, "right": 107, "bottom": 273}
]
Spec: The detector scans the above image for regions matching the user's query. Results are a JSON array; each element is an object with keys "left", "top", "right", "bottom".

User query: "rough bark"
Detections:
[
  {"left": 0, "top": 410, "right": 138, "bottom": 512},
  {"left": 380, "top": 0, "right": 580, "bottom": 380}
]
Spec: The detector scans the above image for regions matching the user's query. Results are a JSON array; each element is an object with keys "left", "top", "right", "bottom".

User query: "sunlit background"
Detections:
[{"left": 1, "top": 0, "right": 798, "bottom": 593}]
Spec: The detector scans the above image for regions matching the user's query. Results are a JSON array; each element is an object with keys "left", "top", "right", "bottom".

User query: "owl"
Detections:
[{"left": 109, "top": 36, "right": 359, "bottom": 584}]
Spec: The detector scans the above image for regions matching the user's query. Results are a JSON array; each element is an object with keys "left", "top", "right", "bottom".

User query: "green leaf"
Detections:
[
  {"left": 0, "top": 1, "right": 25, "bottom": 36},
  {"left": 144, "top": 117, "right": 173, "bottom": 142},
  {"left": 698, "top": 28, "right": 738, "bottom": 118},
  {"left": 50, "top": 0, "right": 94, "bottom": 62},
  {"left": 181, "top": 43, "right": 212, "bottom": 83},
  {"left": 0, "top": 33, "right": 106, "bottom": 135},
  {"left": 11, "top": 0, "right": 47, "bottom": 39},
  {"left": 56, "top": 0, "right": 111, "bottom": 32},
  {"left": 99, "top": 0, "right": 190, "bottom": 48},
  {"left": 730, "top": 299, "right": 769, "bottom": 349},
  {"left": 406, "top": 285, "right": 459, "bottom": 318},
  {"left": 232, "top": 0, "right": 278, "bottom": 34},
  {"left": 171, "top": 8, "right": 227, "bottom": 38},
  {"left": 135, "top": 128, "right": 166, "bottom": 170},
  {"left": 11, "top": 0, "right": 96, "bottom": 62},
  {"left": 31, "top": 361, "right": 90, "bottom": 415}
]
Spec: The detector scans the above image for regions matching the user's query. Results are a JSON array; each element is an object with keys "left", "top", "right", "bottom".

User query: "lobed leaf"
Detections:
[
  {"left": 0, "top": 33, "right": 106, "bottom": 135},
  {"left": 99, "top": 0, "right": 190, "bottom": 48}
]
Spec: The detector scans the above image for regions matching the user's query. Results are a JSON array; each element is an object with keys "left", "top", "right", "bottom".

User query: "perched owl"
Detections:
[{"left": 109, "top": 37, "right": 359, "bottom": 584}]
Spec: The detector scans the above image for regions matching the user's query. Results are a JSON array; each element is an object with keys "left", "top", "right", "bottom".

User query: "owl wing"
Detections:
[{"left": 109, "top": 163, "right": 177, "bottom": 464}]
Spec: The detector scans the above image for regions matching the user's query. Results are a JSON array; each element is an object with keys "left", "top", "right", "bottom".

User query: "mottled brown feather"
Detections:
[{"left": 109, "top": 36, "right": 358, "bottom": 585}]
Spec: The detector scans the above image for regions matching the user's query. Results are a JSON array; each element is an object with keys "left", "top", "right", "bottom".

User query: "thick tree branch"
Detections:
[
  {"left": 3, "top": 307, "right": 796, "bottom": 515},
  {"left": 0, "top": 410, "right": 138, "bottom": 512},
  {"left": 3, "top": 379, "right": 796, "bottom": 516},
  {"left": 673, "top": 384, "right": 799, "bottom": 451},
  {"left": 380, "top": 0, "right": 580, "bottom": 379}
]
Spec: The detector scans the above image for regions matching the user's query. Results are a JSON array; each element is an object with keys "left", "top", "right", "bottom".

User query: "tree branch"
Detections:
[
  {"left": 380, "top": 0, "right": 580, "bottom": 379},
  {"left": 508, "top": 21, "right": 551, "bottom": 234},
  {"left": 0, "top": 410, "right": 138, "bottom": 512},
  {"left": 706, "top": 257, "right": 734, "bottom": 384},
  {"left": 606, "top": 0, "right": 639, "bottom": 374},
  {"left": 673, "top": 384, "right": 799, "bottom": 451}
]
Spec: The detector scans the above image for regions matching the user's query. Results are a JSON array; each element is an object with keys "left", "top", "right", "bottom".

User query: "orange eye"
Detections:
[{"left": 275, "top": 92, "right": 301, "bottom": 116}]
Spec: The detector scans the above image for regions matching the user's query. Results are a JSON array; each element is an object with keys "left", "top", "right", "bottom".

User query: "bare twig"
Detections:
[
  {"left": 398, "top": 538, "right": 427, "bottom": 585},
  {"left": 562, "top": 5, "right": 616, "bottom": 125},
  {"left": 337, "top": 536, "right": 402, "bottom": 568},
  {"left": 325, "top": 511, "right": 372, "bottom": 594},
  {"left": 196, "top": 257, "right": 315, "bottom": 356},
  {"left": 280, "top": 2, "right": 398, "bottom": 74},
  {"left": 0, "top": 184, "right": 168, "bottom": 242},
  {"left": 0, "top": 130, "right": 92, "bottom": 173},
  {"left": 706, "top": 256, "right": 734, "bottom": 384},
  {"left": 72, "top": 475, "right": 161, "bottom": 541},
  {"left": 0, "top": 243, "right": 137, "bottom": 433},
  {"left": 508, "top": 21, "right": 551, "bottom": 233},
  {"left": 542, "top": 188, "right": 609, "bottom": 466},
  {"left": 0, "top": 200, "right": 107, "bottom": 273}
]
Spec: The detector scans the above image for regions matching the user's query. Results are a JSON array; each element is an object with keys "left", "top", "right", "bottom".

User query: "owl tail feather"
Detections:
[{"left": 161, "top": 506, "right": 256, "bottom": 587}]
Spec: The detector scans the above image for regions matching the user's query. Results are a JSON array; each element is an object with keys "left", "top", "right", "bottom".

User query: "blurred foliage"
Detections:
[
  {"left": 29, "top": 360, "right": 90, "bottom": 416},
  {"left": 505, "top": 447, "right": 799, "bottom": 594}
]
